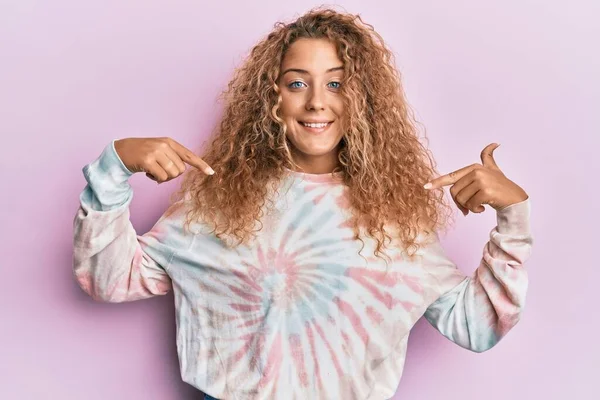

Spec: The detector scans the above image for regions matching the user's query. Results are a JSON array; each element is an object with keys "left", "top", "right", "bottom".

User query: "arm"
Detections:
[
  {"left": 72, "top": 141, "right": 177, "bottom": 302},
  {"left": 422, "top": 198, "right": 533, "bottom": 352}
]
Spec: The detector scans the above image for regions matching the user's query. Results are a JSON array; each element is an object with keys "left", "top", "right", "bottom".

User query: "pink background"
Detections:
[{"left": 1, "top": 0, "right": 597, "bottom": 399}]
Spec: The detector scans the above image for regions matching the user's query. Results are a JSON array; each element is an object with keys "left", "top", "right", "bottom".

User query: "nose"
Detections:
[{"left": 305, "top": 86, "right": 325, "bottom": 111}]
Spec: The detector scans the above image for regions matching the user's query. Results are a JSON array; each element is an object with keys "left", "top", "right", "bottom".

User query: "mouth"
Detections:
[{"left": 298, "top": 120, "right": 334, "bottom": 134}]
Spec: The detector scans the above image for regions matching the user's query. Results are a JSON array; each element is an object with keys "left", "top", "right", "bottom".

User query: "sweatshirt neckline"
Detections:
[{"left": 284, "top": 167, "right": 344, "bottom": 184}]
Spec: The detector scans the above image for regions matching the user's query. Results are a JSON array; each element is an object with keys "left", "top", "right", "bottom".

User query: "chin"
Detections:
[{"left": 288, "top": 138, "right": 342, "bottom": 156}]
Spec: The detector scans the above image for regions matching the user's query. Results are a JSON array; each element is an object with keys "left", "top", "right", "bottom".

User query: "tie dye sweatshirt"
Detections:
[{"left": 73, "top": 141, "right": 533, "bottom": 400}]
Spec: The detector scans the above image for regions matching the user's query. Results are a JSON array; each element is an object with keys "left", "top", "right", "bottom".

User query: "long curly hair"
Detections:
[{"left": 171, "top": 7, "right": 454, "bottom": 262}]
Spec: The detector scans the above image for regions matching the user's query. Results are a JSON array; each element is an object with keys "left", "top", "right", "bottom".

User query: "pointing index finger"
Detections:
[
  {"left": 169, "top": 140, "right": 215, "bottom": 175},
  {"left": 424, "top": 164, "right": 478, "bottom": 190}
]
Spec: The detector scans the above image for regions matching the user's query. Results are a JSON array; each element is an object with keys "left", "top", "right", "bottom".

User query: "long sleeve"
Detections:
[
  {"left": 422, "top": 198, "right": 533, "bottom": 353},
  {"left": 72, "top": 141, "right": 179, "bottom": 303}
]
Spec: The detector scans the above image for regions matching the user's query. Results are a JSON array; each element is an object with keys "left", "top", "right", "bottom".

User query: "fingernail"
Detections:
[
  {"left": 206, "top": 168, "right": 215, "bottom": 175},
  {"left": 423, "top": 183, "right": 432, "bottom": 189}
]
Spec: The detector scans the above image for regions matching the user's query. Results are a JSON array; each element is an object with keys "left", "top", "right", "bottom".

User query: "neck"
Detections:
[{"left": 290, "top": 147, "right": 341, "bottom": 174}]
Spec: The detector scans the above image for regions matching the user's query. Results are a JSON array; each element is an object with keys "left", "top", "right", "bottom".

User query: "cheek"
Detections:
[
  {"left": 280, "top": 94, "right": 303, "bottom": 118},
  {"left": 332, "top": 98, "right": 345, "bottom": 117}
]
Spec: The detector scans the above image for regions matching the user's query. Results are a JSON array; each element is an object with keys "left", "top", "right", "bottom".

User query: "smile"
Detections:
[{"left": 298, "top": 120, "right": 333, "bottom": 133}]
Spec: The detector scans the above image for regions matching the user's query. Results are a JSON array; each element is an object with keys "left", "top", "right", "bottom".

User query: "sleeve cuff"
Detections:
[
  {"left": 81, "top": 140, "right": 134, "bottom": 210},
  {"left": 496, "top": 197, "right": 531, "bottom": 236}
]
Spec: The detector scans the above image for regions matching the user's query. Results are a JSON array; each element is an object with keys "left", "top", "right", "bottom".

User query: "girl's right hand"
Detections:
[{"left": 114, "top": 137, "right": 214, "bottom": 183}]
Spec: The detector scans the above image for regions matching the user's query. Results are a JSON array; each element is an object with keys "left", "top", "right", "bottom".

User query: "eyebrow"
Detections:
[{"left": 281, "top": 66, "right": 344, "bottom": 76}]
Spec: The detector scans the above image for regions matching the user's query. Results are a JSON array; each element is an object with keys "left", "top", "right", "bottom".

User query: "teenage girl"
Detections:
[{"left": 73, "top": 8, "right": 532, "bottom": 400}]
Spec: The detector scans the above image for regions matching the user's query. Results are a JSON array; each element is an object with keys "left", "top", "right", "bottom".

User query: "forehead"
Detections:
[{"left": 281, "top": 38, "right": 343, "bottom": 70}]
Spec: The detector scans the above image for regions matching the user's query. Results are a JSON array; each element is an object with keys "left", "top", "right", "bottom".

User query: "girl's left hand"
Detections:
[{"left": 423, "top": 143, "right": 529, "bottom": 216}]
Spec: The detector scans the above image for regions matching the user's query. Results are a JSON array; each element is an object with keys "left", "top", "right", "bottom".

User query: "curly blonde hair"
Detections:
[{"left": 171, "top": 7, "right": 454, "bottom": 262}]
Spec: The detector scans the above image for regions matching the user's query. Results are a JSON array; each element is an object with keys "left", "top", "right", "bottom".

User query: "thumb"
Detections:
[{"left": 481, "top": 143, "right": 502, "bottom": 171}]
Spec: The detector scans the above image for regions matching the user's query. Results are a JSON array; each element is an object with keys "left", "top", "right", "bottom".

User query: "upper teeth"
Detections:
[{"left": 303, "top": 122, "right": 329, "bottom": 128}]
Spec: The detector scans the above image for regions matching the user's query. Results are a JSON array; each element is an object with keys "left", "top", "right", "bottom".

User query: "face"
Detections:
[{"left": 278, "top": 38, "right": 345, "bottom": 174}]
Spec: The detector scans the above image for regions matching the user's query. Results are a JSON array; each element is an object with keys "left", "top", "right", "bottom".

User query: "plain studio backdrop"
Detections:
[{"left": 0, "top": 0, "right": 597, "bottom": 399}]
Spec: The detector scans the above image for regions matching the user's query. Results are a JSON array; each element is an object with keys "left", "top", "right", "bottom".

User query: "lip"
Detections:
[{"left": 298, "top": 120, "right": 334, "bottom": 134}]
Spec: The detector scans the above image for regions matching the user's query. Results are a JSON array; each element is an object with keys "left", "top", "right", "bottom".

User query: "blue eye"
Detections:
[
  {"left": 328, "top": 81, "right": 341, "bottom": 89},
  {"left": 288, "top": 81, "right": 306, "bottom": 89}
]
